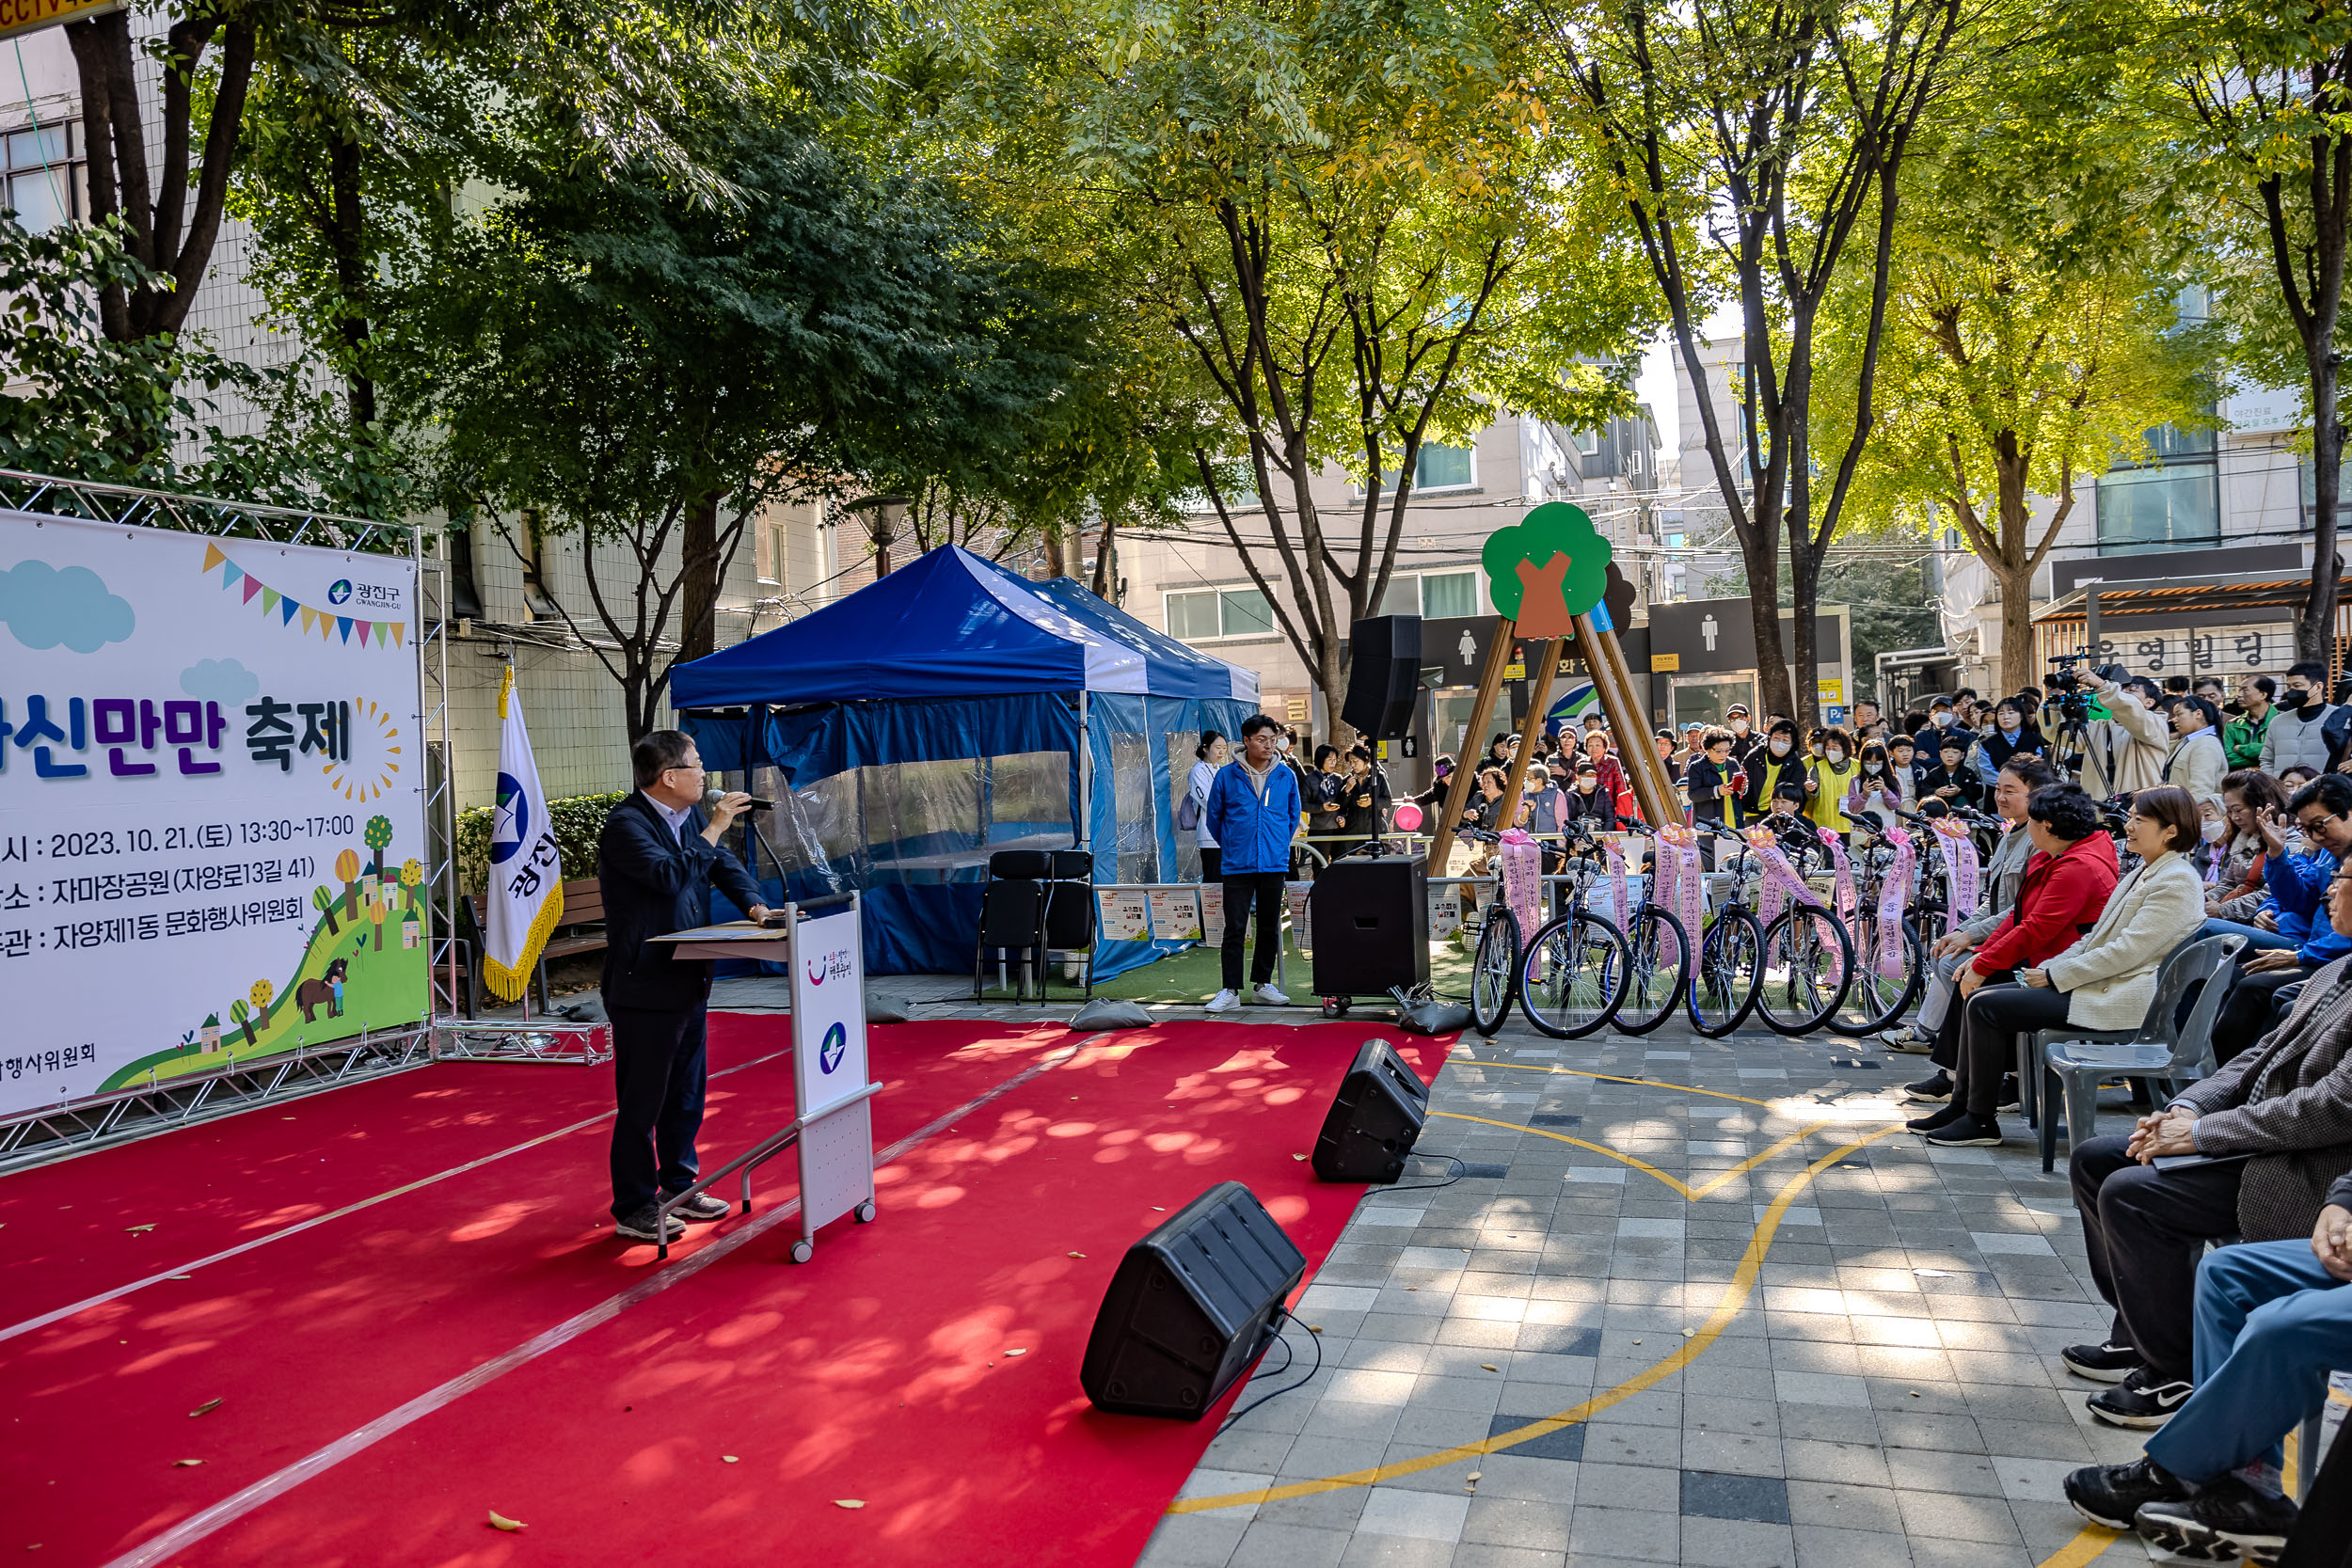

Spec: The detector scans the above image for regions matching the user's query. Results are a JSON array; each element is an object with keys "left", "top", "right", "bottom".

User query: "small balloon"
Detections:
[{"left": 1391, "top": 801, "right": 1424, "bottom": 832}]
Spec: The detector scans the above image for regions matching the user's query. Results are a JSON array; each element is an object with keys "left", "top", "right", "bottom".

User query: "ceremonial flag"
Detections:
[{"left": 484, "top": 665, "right": 564, "bottom": 1003}]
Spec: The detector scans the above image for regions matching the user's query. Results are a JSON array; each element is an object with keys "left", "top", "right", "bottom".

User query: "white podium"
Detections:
[{"left": 647, "top": 893, "right": 880, "bottom": 1261}]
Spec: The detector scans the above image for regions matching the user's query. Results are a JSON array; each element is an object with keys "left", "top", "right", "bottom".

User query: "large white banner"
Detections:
[{"left": 0, "top": 512, "right": 428, "bottom": 1115}]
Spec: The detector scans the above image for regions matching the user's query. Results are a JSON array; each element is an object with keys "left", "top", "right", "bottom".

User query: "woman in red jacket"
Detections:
[
  {"left": 1904, "top": 783, "right": 2121, "bottom": 1110},
  {"left": 1582, "top": 730, "right": 1636, "bottom": 823}
]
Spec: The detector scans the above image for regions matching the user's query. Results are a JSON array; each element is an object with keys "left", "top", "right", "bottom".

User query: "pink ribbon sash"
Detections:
[
  {"left": 1933, "top": 818, "right": 1979, "bottom": 937},
  {"left": 1498, "top": 829, "right": 1544, "bottom": 942},
  {"left": 1877, "top": 828, "right": 1915, "bottom": 979}
]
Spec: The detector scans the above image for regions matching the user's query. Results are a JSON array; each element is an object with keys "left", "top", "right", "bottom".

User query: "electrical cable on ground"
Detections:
[{"left": 1216, "top": 1307, "right": 1323, "bottom": 1434}]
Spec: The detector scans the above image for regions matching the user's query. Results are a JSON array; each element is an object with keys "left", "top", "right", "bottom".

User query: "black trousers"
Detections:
[
  {"left": 2214, "top": 966, "right": 2306, "bottom": 1063},
  {"left": 1200, "top": 847, "right": 1221, "bottom": 882},
  {"left": 2068, "top": 1133, "right": 2247, "bottom": 1383},
  {"left": 1950, "top": 981, "right": 2069, "bottom": 1115},
  {"left": 1221, "top": 871, "right": 1285, "bottom": 990},
  {"left": 608, "top": 1003, "right": 710, "bottom": 1220}
]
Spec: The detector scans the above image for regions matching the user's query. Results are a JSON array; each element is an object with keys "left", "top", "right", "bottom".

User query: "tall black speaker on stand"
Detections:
[{"left": 1342, "top": 615, "right": 1422, "bottom": 739}]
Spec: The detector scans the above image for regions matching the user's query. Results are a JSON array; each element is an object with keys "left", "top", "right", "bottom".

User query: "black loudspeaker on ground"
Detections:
[
  {"left": 1309, "top": 857, "right": 1430, "bottom": 998},
  {"left": 1311, "top": 1038, "right": 1429, "bottom": 1183},
  {"left": 1341, "top": 615, "right": 1422, "bottom": 739},
  {"left": 1080, "top": 1181, "right": 1308, "bottom": 1418}
]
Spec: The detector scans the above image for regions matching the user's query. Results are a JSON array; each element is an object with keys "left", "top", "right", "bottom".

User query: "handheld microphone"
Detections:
[{"left": 702, "top": 787, "right": 774, "bottom": 812}]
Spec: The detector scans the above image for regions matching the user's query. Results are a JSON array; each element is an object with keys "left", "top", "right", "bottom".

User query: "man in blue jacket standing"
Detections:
[{"left": 1203, "top": 713, "right": 1307, "bottom": 1013}]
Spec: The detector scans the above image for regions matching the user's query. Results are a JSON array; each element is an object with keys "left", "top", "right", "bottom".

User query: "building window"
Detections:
[
  {"left": 1422, "top": 570, "right": 1477, "bottom": 618},
  {"left": 1416, "top": 443, "right": 1474, "bottom": 490},
  {"left": 4, "top": 121, "right": 81, "bottom": 233},
  {"left": 519, "top": 511, "right": 561, "bottom": 621},
  {"left": 448, "top": 527, "right": 482, "bottom": 620},
  {"left": 2097, "top": 421, "right": 2218, "bottom": 554},
  {"left": 1167, "top": 586, "right": 1276, "bottom": 641},
  {"left": 1378, "top": 576, "right": 1420, "bottom": 617}
]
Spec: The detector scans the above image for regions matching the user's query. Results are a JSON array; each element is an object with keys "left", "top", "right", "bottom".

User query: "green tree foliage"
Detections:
[
  {"left": 391, "top": 122, "right": 1104, "bottom": 735},
  {"left": 961, "top": 0, "right": 1661, "bottom": 736},
  {"left": 1817, "top": 43, "right": 2215, "bottom": 691},
  {"left": 0, "top": 215, "right": 417, "bottom": 516},
  {"left": 1528, "top": 0, "right": 1969, "bottom": 726}
]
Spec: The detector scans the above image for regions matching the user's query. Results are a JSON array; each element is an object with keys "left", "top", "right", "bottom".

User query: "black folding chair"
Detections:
[
  {"left": 972, "top": 850, "right": 1052, "bottom": 1000},
  {"left": 1040, "top": 849, "right": 1096, "bottom": 999}
]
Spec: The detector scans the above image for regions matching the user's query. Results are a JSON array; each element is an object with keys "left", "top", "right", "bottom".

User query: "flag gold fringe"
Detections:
[{"left": 482, "top": 880, "right": 565, "bottom": 1004}]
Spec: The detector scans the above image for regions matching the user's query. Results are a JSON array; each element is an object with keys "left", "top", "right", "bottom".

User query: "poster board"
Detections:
[
  {"left": 790, "top": 905, "right": 867, "bottom": 1117},
  {"left": 1146, "top": 886, "right": 1202, "bottom": 942},
  {"left": 0, "top": 513, "right": 428, "bottom": 1114},
  {"left": 1097, "top": 888, "right": 1151, "bottom": 942}
]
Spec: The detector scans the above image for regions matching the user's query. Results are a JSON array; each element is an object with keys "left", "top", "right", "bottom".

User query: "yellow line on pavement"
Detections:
[
  {"left": 1166, "top": 1122, "right": 1906, "bottom": 1513},
  {"left": 1432, "top": 1109, "right": 1835, "bottom": 1200},
  {"left": 2034, "top": 1526, "right": 2123, "bottom": 1568},
  {"left": 1462, "top": 1057, "right": 1787, "bottom": 1108}
]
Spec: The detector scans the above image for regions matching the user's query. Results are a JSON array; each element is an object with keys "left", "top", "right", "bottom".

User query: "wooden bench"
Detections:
[{"left": 454, "top": 878, "right": 606, "bottom": 1016}]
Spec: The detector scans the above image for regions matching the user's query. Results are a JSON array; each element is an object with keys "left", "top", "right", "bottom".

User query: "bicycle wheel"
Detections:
[
  {"left": 1613, "top": 906, "right": 1690, "bottom": 1036},
  {"left": 1686, "top": 906, "right": 1763, "bottom": 1038},
  {"left": 1828, "top": 915, "right": 1925, "bottom": 1037},
  {"left": 1755, "top": 906, "right": 1856, "bottom": 1036},
  {"left": 1517, "top": 911, "right": 1629, "bottom": 1038},
  {"left": 1470, "top": 906, "right": 1520, "bottom": 1037}
]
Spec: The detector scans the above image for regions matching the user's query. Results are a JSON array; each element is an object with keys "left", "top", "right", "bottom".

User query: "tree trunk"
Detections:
[
  {"left": 326, "top": 126, "right": 376, "bottom": 427},
  {"left": 1786, "top": 543, "right": 1819, "bottom": 728},
  {"left": 1041, "top": 523, "right": 1066, "bottom": 579},
  {"left": 678, "top": 491, "right": 723, "bottom": 667},
  {"left": 1090, "top": 513, "right": 1119, "bottom": 602},
  {"left": 2304, "top": 356, "right": 2343, "bottom": 668}
]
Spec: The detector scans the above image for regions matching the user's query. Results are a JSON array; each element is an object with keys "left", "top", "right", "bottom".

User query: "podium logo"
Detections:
[
  {"left": 805, "top": 948, "right": 853, "bottom": 987},
  {"left": 818, "top": 1022, "right": 848, "bottom": 1074},
  {"left": 328, "top": 578, "right": 353, "bottom": 605}
]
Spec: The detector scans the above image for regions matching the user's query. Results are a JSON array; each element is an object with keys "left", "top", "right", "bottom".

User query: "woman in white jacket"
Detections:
[
  {"left": 1910, "top": 784, "right": 2207, "bottom": 1148},
  {"left": 1185, "top": 732, "right": 1229, "bottom": 879},
  {"left": 2159, "top": 694, "right": 2228, "bottom": 817}
]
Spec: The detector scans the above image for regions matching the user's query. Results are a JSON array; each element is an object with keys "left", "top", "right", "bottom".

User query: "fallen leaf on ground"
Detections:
[
  {"left": 125, "top": 1225, "right": 155, "bottom": 1234},
  {"left": 187, "top": 1399, "right": 221, "bottom": 1418},
  {"left": 1068, "top": 1251, "right": 1085, "bottom": 1259},
  {"left": 834, "top": 1499, "right": 866, "bottom": 1510},
  {"left": 1480, "top": 1364, "right": 1498, "bottom": 1372},
  {"left": 1466, "top": 1471, "right": 1482, "bottom": 1482},
  {"left": 723, "top": 1455, "right": 739, "bottom": 1463},
  {"left": 487, "top": 1511, "right": 526, "bottom": 1532},
  {"left": 173, "top": 1460, "right": 202, "bottom": 1467},
  {"left": 1306, "top": 1325, "right": 1323, "bottom": 1335},
  {"left": 1003, "top": 1348, "right": 1027, "bottom": 1356},
  {"left": 168, "top": 1275, "right": 192, "bottom": 1281}
]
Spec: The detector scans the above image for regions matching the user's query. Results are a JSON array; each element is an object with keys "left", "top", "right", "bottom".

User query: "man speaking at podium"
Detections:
[{"left": 598, "top": 730, "right": 773, "bottom": 1243}]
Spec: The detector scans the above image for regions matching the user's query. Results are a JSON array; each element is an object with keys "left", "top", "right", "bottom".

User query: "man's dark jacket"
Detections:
[
  {"left": 596, "top": 791, "right": 764, "bottom": 1011},
  {"left": 2180, "top": 955, "right": 2352, "bottom": 1240}
]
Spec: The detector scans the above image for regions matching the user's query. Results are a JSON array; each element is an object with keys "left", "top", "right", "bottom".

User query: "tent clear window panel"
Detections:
[
  {"left": 1110, "top": 732, "right": 1158, "bottom": 883},
  {"left": 1167, "top": 731, "right": 1203, "bottom": 880},
  {"left": 753, "top": 752, "right": 1073, "bottom": 885},
  {"left": 983, "top": 751, "right": 1076, "bottom": 849}
]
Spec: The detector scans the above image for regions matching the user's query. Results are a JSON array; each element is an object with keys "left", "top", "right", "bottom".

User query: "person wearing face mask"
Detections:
[
  {"left": 1806, "top": 724, "right": 1860, "bottom": 837},
  {"left": 2080, "top": 669, "right": 2174, "bottom": 800},
  {"left": 2161, "top": 693, "right": 2229, "bottom": 817},
  {"left": 1916, "top": 695, "right": 1961, "bottom": 747},
  {"left": 1563, "top": 760, "right": 1618, "bottom": 834},
  {"left": 1846, "top": 739, "right": 1909, "bottom": 831},
  {"left": 1724, "top": 703, "right": 1761, "bottom": 767},
  {"left": 2225, "top": 676, "right": 2275, "bottom": 770},
  {"left": 1740, "top": 719, "right": 1804, "bottom": 819},
  {"left": 2262, "top": 662, "right": 2352, "bottom": 776},
  {"left": 1583, "top": 730, "right": 1635, "bottom": 822}
]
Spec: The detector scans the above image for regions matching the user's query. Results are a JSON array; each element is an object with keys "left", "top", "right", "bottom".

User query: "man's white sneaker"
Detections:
[
  {"left": 1252, "top": 982, "right": 1291, "bottom": 1006},
  {"left": 1205, "top": 989, "right": 1241, "bottom": 1013}
]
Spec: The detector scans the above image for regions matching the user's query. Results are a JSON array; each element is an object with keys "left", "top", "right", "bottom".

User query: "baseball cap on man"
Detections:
[{"left": 1726, "top": 702, "right": 1751, "bottom": 717}]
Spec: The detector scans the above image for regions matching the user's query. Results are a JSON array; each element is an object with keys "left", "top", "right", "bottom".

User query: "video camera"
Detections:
[{"left": 2045, "top": 652, "right": 2126, "bottom": 729}]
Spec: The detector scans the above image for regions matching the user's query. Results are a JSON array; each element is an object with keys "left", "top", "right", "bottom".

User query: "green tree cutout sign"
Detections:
[{"left": 1481, "top": 503, "right": 1614, "bottom": 636}]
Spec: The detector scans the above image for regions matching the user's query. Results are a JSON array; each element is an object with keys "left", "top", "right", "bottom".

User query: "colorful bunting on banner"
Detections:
[{"left": 198, "top": 547, "right": 410, "bottom": 649}]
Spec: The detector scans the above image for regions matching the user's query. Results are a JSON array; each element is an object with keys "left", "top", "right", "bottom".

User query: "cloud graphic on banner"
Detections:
[
  {"left": 180, "top": 657, "right": 262, "bottom": 706},
  {"left": 0, "top": 559, "right": 135, "bottom": 652}
]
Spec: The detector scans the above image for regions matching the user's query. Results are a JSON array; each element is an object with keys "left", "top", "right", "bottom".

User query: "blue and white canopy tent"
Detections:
[{"left": 670, "top": 546, "right": 1259, "bottom": 976}]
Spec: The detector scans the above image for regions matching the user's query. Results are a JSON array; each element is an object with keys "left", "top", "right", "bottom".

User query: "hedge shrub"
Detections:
[{"left": 453, "top": 790, "right": 630, "bottom": 895}]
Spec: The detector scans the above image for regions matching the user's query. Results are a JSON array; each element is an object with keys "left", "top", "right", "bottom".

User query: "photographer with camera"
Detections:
[{"left": 2058, "top": 664, "right": 2171, "bottom": 801}]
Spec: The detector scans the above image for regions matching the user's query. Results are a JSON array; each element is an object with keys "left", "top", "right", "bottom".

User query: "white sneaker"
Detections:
[
  {"left": 1205, "top": 989, "right": 1241, "bottom": 1013},
  {"left": 1252, "top": 982, "right": 1291, "bottom": 1006}
]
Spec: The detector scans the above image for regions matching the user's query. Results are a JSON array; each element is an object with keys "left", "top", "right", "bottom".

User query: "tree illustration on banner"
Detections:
[
  {"left": 1481, "top": 503, "right": 1614, "bottom": 635},
  {"left": 249, "top": 979, "right": 274, "bottom": 1030},
  {"left": 311, "top": 884, "right": 341, "bottom": 935},
  {"left": 400, "top": 858, "right": 422, "bottom": 911},
  {"left": 364, "top": 816, "right": 395, "bottom": 879},
  {"left": 229, "top": 998, "right": 256, "bottom": 1048},
  {"left": 335, "top": 848, "right": 362, "bottom": 917}
]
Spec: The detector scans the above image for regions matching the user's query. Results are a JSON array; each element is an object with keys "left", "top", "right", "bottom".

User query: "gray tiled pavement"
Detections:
[{"left": 1132, "top": 1012, "right": 2179, "bottom": 1568}]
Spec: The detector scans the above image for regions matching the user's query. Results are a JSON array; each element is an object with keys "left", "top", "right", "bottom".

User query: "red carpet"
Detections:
[{"left": 0, "top": 1019, "right": 1442, "bottom": 1566}]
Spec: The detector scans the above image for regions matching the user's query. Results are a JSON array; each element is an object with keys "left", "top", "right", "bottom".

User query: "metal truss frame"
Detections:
[
  {"left": 0, "top": 1025, "right": 434, "bottom": 1175},
  {"left": 0, "top": 469, "right": 486, "bottom": 1174},
  {"left": 432, "top": 1021, "right": 613, "bottom": 1066}
]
